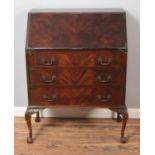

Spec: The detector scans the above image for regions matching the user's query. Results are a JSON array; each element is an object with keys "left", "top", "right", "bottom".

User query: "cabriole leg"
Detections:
[
  {"left": 35, "top": 111, "right": 40, "bottom": 123},
  {"left": 119, "top": 109, "right": 129, "bottom": 143},
  {"left": 25, "top": 108, "right": 41, "bottom": 144},
  {"left": 110, "top": 107, "right": 129, "bottom": 143},
  {"left": 25, "top": 109, "right": 33, "bottom": 143}
]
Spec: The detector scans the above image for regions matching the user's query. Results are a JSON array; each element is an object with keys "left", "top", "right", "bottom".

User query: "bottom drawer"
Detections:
[{"left": 29, "top": 87, "right": 124, "bottom": 107}]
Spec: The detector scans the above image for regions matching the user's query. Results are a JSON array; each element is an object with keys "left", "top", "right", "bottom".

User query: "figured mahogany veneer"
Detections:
[
  {"left": 25, "top": 9, "right": 128, "bottom": 144},
  {"left": 26, "top": 12, "right": 126, "bottom": 49},
  {"left": 27, "top": 50, "right": 126, "bottom": 67},
  {"left": 29, "top": 67, "right": 124, "bottom": 86},
  {"left": 30, "top": 86, "right": 124, "bottom": 107}
]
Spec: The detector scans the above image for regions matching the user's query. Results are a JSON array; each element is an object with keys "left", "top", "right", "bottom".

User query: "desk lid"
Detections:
[{"left": 26, "top": 9, "right": 127, "bottom": 50}]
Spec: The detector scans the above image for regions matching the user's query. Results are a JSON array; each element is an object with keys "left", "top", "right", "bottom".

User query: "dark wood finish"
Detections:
[
  {"left": 29, "top": 86, "right": 124, "bottom": 107},
  {"left": 26, "top": 50, "right": 127, "bottom": 67},
  {"left": 26, "top": 11, "right": 127, "bottom": 50},
  {"left": 29, "top": 68, "right": 124, "bottom": 86},
  {"left": 25, "top": 9, "right": 128, "bottom": 144},
  {"left": 35, "top": 111, "right": 40, "bottom": 123}
]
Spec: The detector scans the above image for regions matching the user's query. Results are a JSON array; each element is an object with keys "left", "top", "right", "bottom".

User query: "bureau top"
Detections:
[{"left": 26, "top": 9, "right": 127, "bottom": 51}]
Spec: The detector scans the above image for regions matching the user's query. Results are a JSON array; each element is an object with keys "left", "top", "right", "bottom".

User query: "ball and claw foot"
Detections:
[
  {"left": 120, "top": 137, "right": 127, "bottom": 143},
  {"left": 27, "top": 137, "right": 33, "bottom": 144}
]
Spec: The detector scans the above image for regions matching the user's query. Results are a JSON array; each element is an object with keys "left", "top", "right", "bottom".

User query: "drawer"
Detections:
[
  {"left": 29, "top": 52, "right": 95, "bottom": 67},
  {"left": 27, "top": 50, "right": 126, "bottom": 68},
  {"left": 96, "top": 51, "right": 126, "bottom": 68},
  {"left": 29, "top": 68, "right": 124, "bottom": 86},
  {"left": 29, "top": 86, "right": 124, "bottom": 107},
  {"left": 94, "top": 86, "right": 124, "bottom": 106}
]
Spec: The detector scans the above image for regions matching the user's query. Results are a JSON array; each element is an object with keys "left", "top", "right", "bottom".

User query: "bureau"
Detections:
[{"left": 25, "top": 9, "right": 128, "bottom": 144}]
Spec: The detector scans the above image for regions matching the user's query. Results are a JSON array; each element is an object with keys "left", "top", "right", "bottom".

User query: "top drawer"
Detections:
[{"left": 27, "top": 50, "right": 127, "bottom": 68}]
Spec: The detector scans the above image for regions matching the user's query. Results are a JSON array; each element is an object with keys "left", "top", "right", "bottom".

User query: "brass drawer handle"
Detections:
[
  {"left": 40, "top": 57, "right": 57, "bottom": 66},
  {"left": 97, "top": 57, "right": 112, "bottom": 66},
  {"left": 97, "top": 94, "right": 111, "bottom": 102},
  {"left": 96, "top": 75, "right": 112, "bottom": 83},
  {"left": 41, "top": 75, "right": 57, "bottom": 83},
  {"left": 42, "top": 94, "right": 57, "bottom": 102}
]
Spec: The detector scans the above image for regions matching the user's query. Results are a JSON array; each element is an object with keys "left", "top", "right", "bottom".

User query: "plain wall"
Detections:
[{"left": 14, "top": 0, "right": 140, "bottom": 108}]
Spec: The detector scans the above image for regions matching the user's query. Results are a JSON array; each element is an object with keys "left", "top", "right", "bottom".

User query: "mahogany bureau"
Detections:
[{"left": 25, "top": 9, "right": 129, "bottom": 144}]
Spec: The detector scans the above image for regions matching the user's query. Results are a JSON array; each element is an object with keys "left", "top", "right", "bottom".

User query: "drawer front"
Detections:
[
  {"left": 96, "top": 51, "right": 126, "bottom": 68},
  {"left": 94, "top": 87, "right": 124, "bottom": 106},
  {"left": 29, "top": 86, "right": 124, "bottom": 107},
  {"left": 29, "top": 68, "right": 124, "bottom": 86},
  {"left": 27, "top": 50, "right": 126, "bottom": 68},
  {"left": 34, "top": 52, "right": 95, "bottom": 67}
]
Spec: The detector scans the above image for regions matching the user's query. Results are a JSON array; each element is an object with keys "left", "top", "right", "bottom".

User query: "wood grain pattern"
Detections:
[
  {"left": 29, "top": 68, "right": 124, "bottom": 86},
  {"left": 15, "top": 117, "right": 140, "bottom": 155},
  {"left": 26, "top": 50, "right": 127, "bottom": 68},
  {"left": 29, "top": 86, "right": 124, "bottom": 107},
  {"left": 25, "top": 10, "right": 128, "bottom": 144},
  {"left": 26, "top": 12, "right": 127, "bottom": 50}
]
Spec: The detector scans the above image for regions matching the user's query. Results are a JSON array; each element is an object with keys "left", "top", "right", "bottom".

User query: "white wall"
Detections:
[{"left": 14, "top": 0, "right": 140, "bottom": 108}]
